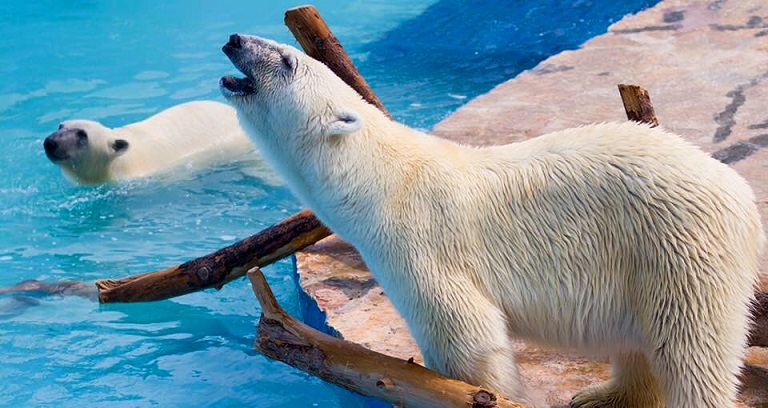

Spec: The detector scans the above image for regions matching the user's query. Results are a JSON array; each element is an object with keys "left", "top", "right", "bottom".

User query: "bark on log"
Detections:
[
  {"left": 97, "top": 209, "right": 330, "bottom": 302},
  {"left": 618, "top": 83, "right": 659, "bottom": 127},
  {"left": 284, "top": 5, "right": 393, "bottom": 119},
  {"left": 248, "top": 268, "right": 528, "bottom": 408}
]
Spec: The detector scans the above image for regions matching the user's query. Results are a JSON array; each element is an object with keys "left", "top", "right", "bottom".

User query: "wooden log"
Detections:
[
  {"left": 618, "top": 83, "right": 659, "bottom": 127},
  {"left": 285, "top": 5, "right": 393, "bottom": 119},
  {"left": 96, "top": 7, "right": 386, "bottom": 303},
  {"left": 248, "top": 268, "right": 528, "bottom": 408},
  {"left": 97, "top": 209, "right": 330, "bottom": 302}
]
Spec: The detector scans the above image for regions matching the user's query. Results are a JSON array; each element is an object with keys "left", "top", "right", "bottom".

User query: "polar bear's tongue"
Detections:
[{"left": 220, "top": 75, "right": 255, "bottom": 96}]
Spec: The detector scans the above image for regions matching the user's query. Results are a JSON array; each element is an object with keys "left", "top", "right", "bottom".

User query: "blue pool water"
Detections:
[{"left": 0, "top": 1, "right": 658, "bottom": 406}]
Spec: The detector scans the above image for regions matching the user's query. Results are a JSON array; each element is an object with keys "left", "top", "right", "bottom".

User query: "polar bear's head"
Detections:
[
  {"left": 219, "top": 34, "right": 365, "bottom": 155},
  {"left": 43, "top": 120, "right": 130, "bottom": 184}
]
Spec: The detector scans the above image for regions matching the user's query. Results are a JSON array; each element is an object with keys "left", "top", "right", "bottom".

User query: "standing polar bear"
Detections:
[
  {"left": 43, "top": 100, "right": 268, "bottom": 185},
  {"left": 220, "top": 34, "right": 764, "bottom": 407}
]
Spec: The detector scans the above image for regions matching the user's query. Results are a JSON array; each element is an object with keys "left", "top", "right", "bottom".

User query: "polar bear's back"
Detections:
[
  {"left": 452, "top": 122, "right": 763, "bottom": 347},
  {"left": 110, "top": 101, "right": 254, "bottom": 178}
]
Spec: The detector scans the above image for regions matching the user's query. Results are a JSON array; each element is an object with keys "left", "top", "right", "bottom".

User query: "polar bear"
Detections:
[
  {"left": 43, "top": 100, "right": 270, "bottom": 185},
  {"left": 220, "top": 34, "right": 764, "bottom": 407}
]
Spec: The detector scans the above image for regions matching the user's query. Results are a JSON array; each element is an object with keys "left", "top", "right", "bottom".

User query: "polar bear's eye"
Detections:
[
  {"left": 281, "top": 54, "right": 296, "bottom": 73},
  {"left": 75, "top": 130, "right": 88, "bottom": 146}
]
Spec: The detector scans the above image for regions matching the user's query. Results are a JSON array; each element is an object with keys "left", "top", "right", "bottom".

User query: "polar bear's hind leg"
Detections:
[{"left": 570, "top": 351, "right": 662, "bottom": 408}]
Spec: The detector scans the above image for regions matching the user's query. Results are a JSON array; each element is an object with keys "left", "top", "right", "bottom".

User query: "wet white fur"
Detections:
[
  {"left": 53, "top": 100, "right": 262, "bottom": 184},
  {"left": 223, "top": 36, "right": 764, "bottom": 407}
]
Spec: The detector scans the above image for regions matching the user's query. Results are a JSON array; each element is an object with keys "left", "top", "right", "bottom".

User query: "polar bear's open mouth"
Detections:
[
  {"left": 219, "top": 75, "right": 255, "bottom": 97},
  {"left": 220, "top": 34, "right": 260, "bottom": 97}
]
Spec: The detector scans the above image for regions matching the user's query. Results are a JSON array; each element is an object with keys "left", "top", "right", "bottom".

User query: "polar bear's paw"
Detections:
[{"left": 570, "top": 381, "right": 662, "bottom": 408}]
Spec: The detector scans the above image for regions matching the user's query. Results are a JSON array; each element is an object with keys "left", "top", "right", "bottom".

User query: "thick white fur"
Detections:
[
  {"left": 48, "top": 100, "right": 261, "bottom": 184},
  {"left": 221, "top": 35, "right": 765, "bottom": 407}
]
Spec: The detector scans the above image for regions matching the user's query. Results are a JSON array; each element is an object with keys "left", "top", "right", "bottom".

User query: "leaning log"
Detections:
[
  {"left": 95, "top": 6, "right": 385, "bottom": 303},
  {"left": 248, "top": 268, "right": 528, "bottom": 408},
  {"left": 285, "top": 5, "right": 392, "bottom": 118}
]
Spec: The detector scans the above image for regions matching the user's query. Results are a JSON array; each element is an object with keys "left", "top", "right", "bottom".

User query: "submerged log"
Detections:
[
  {"left": 0, "top": 279, "right": 97, "bottom": 299},
  {"left": 248, "top": 268, "right": 528, "bottom": 408}
]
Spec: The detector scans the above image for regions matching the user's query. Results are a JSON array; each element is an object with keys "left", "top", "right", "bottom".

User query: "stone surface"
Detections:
[{"left": 294, "top": 0, "right": 768, "bottom": 406}]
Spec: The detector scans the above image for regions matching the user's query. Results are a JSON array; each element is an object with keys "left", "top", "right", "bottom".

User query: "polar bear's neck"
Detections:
[{"left": 294, "top": 107, "right": 470, "bottom": 251}]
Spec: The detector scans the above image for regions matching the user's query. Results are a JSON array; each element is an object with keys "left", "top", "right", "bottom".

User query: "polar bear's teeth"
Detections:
[{"left": 219, "top": 75, "right": 254, "bottom": 96}]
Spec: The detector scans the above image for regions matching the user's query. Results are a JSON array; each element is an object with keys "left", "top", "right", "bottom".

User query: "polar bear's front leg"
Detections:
[{"left": 408, "top": 282, "right": 529, "bottom": 404}]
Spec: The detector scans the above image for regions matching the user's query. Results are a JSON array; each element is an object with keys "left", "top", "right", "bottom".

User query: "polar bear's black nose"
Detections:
[
  {"left": 227, "top": 34, "right": 243, "bottom": 49},
  {"left": 43, "top": 136, "right": 68, "bottom": 161},
  {"left": 43, "top": 137, "right": 57, "bottom": 154}
]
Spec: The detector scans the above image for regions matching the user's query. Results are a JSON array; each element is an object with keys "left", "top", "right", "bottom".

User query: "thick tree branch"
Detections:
[
  {"left": 248, "top": 268, "right": 528, "bottom": 408},
  {"left": 97, "top": 209, "right": 329, "bottom": 302}
]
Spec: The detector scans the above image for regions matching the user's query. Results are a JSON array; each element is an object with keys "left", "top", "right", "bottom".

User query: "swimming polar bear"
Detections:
[
  {"left": 220, "top": 34, "right": 764, "bottom": 407},
  {"left": 43, "top": 100, "right": 272, "bottom": 185}
]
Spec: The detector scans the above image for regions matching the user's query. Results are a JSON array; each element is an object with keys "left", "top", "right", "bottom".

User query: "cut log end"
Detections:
[{"left": 618, "top": 83, "right": 659, "bottom": 127}]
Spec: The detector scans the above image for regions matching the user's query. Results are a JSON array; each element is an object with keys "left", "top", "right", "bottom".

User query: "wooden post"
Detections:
[
  {"left": 248, "top": 268, "right": 528, "bottom": 408},
  {"left": 618, "top": 84, "right": 659, "bottom": 127},
  {"left": 285, "top": 5, "right": 393, "bottom": 118}
]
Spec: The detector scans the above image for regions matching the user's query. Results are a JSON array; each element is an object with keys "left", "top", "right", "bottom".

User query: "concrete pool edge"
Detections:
[{"left": 294, "top": 0, "right": 768, "bottom": 406}]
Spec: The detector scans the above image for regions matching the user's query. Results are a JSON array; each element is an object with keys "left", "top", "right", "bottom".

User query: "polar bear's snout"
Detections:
[
  {"left": 220, "top": 33, "right": 296, "bottom": 99},
  {"left": 44, "top": 127, "right": 87, "bottom": 161},
  {"left": 221, "top": 33, "right": 264, "bottom": 78},
  {"left": 222, "top": 33, "right": 271, "bottom": 64},
  {"left": 220, "top": 34, "right": 262, "bottom": 97}
]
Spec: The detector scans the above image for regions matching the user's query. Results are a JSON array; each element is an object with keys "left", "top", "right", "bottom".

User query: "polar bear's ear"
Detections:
[
  {"left": 111, "top": 139, "right": 130, "bottom": 156},
  {"left": 327, "top": 110, "right": 362, "bottom": 136}
]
